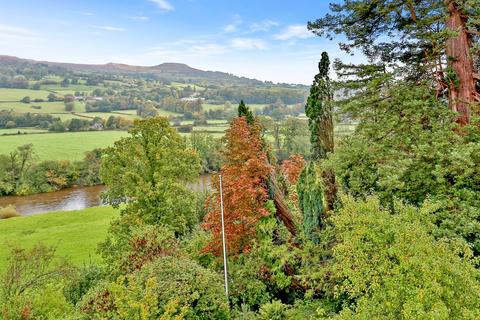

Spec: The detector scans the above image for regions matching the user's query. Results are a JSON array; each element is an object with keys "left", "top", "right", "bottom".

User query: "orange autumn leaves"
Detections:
[
  {"left": 203, "top": 116, "right": 305, "bottom": 256},
  {"left": 203, "top": 117, "right": 271, "bottom": 256},
  {"left": 281, "top": 155, "right": 305, "bottom": 185}
]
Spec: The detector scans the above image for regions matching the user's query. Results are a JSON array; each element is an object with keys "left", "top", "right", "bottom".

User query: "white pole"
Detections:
[{"left": 219, "top": 174, "right": 229, "bottom": 297}]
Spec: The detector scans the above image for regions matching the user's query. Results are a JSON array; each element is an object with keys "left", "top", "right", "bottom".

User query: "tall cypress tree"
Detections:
[
  {"left": 305, "top": 52, "right": 334, "bottom": 160},
  {"left": 298, "top": 52, "right": 336, "bottom": 242}
]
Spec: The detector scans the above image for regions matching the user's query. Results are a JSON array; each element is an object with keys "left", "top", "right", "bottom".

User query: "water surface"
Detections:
[{"left": 0, "top": 175, "right": 212, "bottom": 216}]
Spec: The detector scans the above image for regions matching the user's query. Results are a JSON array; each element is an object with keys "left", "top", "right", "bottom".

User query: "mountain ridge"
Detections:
[{"left": 0, "top": 55, "right": 258, "bottom": 83}]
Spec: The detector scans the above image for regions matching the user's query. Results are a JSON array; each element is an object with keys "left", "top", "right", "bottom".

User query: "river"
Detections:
[{"left": 0, "top": 175, "right": 212, "bottom": 216}]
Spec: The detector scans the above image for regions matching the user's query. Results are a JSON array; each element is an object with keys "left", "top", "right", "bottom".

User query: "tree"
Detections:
[
  {"left": 308, "top": 0, "right": 480, "bottom": 126},
  {"left": 238, "top": 100, "right": 254, "bottom": 125},
  {"left": 100, "top": 117, "right": 201, "bottom": 235},
  {"left": 281, "top": 154, "right": 305, "bottom": 185},
  {"left": 306, "top": 52, "right": 334, "bottom": 161},
  {"left": 79, "top": 256, "right": 230, "bottom": 319},
  {"left": 308, "top": 196, "right": 480, "bottom": 318},
  {"left": 20, "top": 96, "right": 30, "bottom": 104},
  {"left": 47, "top": 93, "right": 57, "bottom": 102},
  {"left": 0, "top": 245, "right": 72, "bottom": 318},
  {"left": 203, "top": 116, "right": 272, "bottom": 255},
  {"left": 298, "top": 52, "right": 336, "bottom": 241},
  {"left": 326, "top": 84, "right": 480, "bottom": 255},
  {"left": 68, "top": 118, "right": 84, "bottom": 131}
]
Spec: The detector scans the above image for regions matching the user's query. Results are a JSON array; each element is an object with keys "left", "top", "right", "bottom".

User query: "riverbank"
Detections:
[
  {"left": 0, "top": 206, "right": 118, "bottom": 272},
  {"left": 0, "top": 175, "right": 212, "bottom": 216}
]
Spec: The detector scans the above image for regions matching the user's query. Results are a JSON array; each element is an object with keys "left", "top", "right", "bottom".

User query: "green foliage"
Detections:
[
  {"left": 305, "top": 52, "right": 333, "bottom": 160},
  {"left": 189, "top": 131, "right": 223, "bottom": 173},
  {"left": 0, "top": 245, "right": 74, "bottom": 319},
  {"left": 64, "top": 265, "right": 106, "bottom": 306},
  {"left": 228, "top": 202, "right": 300, "bottom": 312},
  {"left": 99, "top": 222, "right": 177, "bottom": 276},
  {"left": 238, "top": 100, "right": 254, "bottom": 125},
  {"left": 297, "top": 163, "right": 325, "bottom": 243},
  {"left": 0, "top": 144, "right": 105, "bottom": 195},
  {"left": 258, "top": 300, "right": 288, "bottom": 320},
  {"left": 320, "top": 196, "right": 480, "bottom": 319},
  {"left": 327, "top": 84, "right": 480, "bottom": 254},
  {"left": 100, "top": 117, "right": 201, "bottom": 235},
  {"left": 79, "top": 256, "right": 230, "bottom": 320}
]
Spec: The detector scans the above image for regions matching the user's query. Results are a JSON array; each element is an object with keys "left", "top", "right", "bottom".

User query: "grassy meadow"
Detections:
[
  {"left": 0, "top": 88, "right": 52, "bottom": 101},
  {"left": 0, "top": 131, "right": 129, "bottom": 160},
  {"left": 0, "top": 206, "right": 118, "bottom": 272}
]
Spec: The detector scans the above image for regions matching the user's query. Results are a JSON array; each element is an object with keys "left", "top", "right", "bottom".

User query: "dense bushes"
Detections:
[
  {"left": 0, "top": 111, "right": 58, "bottom": 129},
  {"left": 310, "top": 196, "right": 480, "bottom": 319},
  {"left": 0, "top": 145, "right": 103, "bottom": 196},
  {"left": 78, "top": 256, "right": 229, "bottom": 319},
  {"left": 327, "top": 85, "right": 480, "bottom": 254}
]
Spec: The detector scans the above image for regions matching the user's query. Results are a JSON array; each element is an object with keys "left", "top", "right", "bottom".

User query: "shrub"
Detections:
[
  {"left": 0, "top": 205, "right": 20, "bottom": 219},
  {"left": 312, "top": 196, "right": 480, "bottom": 319},
  {"left": 99, "top": 223, "right": 177, "bottom": 275},
  {"left": 79, "top": 256, "right": 230, "bottom": 319},
  {"left": 0, "top": 245, "right": 74, "bottom": 319},
  {"left": 258, "top": 300, "right": 288, "bottom": 320},
  {"left": 64, "top": 265, "right": 105, "bottom": 306},
  {"left": 177, "top": 124, "right": 193, "bottom": 133},
  {"left": 5, "top": 120, "right": 16, "bottom": 129}
]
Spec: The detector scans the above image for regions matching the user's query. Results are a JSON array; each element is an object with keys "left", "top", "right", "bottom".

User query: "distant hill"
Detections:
[{"left": 0, "top": 55, "right": 266, "bottom": 84}]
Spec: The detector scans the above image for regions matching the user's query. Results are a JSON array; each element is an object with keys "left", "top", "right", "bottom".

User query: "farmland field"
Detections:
[
  {"left": 0, "top": 206, "right": 118, "bottom": 272},
  {"left": 0, "top": 127, "right": 49, "bottom": 135},
  {"left": 0, "top": 101, "right": 87, "bottom": 113},
  {"left": 0, "top": 131, "right": 129, "bottom": 160},
  {"left": 0, "top": 88, "right": 53, "bottom": 101}
]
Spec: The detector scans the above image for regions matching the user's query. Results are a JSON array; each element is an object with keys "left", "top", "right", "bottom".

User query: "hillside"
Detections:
[{"left": 0, "top": 55, "right": 269, "bottom": 84}]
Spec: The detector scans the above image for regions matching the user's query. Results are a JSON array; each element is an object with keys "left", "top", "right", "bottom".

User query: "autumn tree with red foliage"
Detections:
[
  {"left": 203, "top": 117, "right": 272, "bottom": 256},
  {"left": 281, "top": 155, "right": 306, "bottom": 185}
]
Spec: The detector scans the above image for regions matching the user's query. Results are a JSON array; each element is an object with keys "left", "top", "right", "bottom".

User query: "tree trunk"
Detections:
[{"left": 445, "top": 0, "right": 477, "bottom": 126}]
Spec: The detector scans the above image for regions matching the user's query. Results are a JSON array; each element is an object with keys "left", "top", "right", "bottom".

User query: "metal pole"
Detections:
[{"left": 219, "top": 174, "right": 229, "bottom": 297}]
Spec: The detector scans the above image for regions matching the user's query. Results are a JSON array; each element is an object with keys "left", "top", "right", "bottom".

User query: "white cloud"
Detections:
[
  {"left": 94, "top": 25, "right": 126, "bottom": 32},
  {"left": 149, "top": 0, "right": 174, "bottom": 12},
  {"left": 76, "top": 11, "right": 94, "bottom": 16},
  {"left": 230, "top": 38, "right": 266, "bottom": 50},
  {"left": 224, "top": 24, "right": 237, "bottom": 32},
  {"left": 129, "top": 16, "right": 149, "bottom": 21},
  {"left": 0, "top": 24, "right": 39, "bottom": 43},
  {"left": 274, "top": 24, "right": 314, "bottom": 40},
  {"left": 249, "top": 20, "right": 279, "bottom": 33},
  {"left": 223, "top": 14, "right": 242, "bottom": 33},
  {"left": 147, "top": 41, "right": 229, "bottom": 59}
]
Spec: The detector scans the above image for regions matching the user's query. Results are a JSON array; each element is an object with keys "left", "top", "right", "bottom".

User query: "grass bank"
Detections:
[
  {"left": 0, "top": 206, "right": 118, "bottom": 272},
  {"left": 0, "top": 130, "right": 129, "bottom": 160}
]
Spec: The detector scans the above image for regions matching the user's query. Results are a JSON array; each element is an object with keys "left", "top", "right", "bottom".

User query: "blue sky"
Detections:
[{"left": 0, "top": 0, "right": 356, "bottom": 84}]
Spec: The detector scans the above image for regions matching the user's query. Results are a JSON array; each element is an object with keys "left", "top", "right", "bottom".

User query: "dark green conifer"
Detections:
[
  {"left": 305, "top": 52, "right": 334, "bottom": 160},
  {"left": 238, "top": 100, "right": 254, "bottom": 125},
  {"left": 298, "top": 52, "right": 336, "bottom": 242}
]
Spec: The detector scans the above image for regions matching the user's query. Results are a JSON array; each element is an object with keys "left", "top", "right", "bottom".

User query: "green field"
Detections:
[
  {"left": 203, "top": 103, "right": 225, "bottom": 111},
  {"left": 0, "top": 128, "right": 49, "bottom": 135},
  {"left": 0, "top": 88, "right": 53, "bottom": 101},
  {"left": 0, "top": 101, "right": 87, "bottom": 113},
  {"left": 0, "top": 206, "right": 118, "bottom": 271},
  {"left": 0, "top": 131, "right": 128, "bottom": 160},
  {"left": 193, "top": 125, "right": 228, "bottom": 132}
]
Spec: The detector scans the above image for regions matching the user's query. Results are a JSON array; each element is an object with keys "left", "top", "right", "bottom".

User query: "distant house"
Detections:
[{"left": 180, "top": 97, "right": 204, "bottom": 102}]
